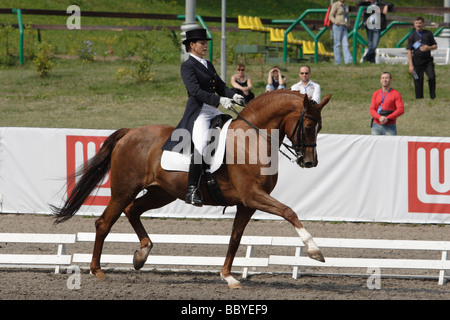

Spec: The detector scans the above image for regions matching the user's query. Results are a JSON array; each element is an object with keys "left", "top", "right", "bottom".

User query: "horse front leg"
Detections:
[
  {"left": 244, "top": 190, "right": 324, "bottom": 262},
  {"left": 283, "top": 207, "right": 325, "bottom": 262},
  {"left": 221, "top": 205, "right": 255, "bottom": 289}
]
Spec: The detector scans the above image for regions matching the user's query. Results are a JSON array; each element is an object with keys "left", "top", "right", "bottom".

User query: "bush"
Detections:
[
  {"left": 33, "top": 41, "right": 54, "bottom": 77},
  {"left": 0, "top": 25, "right": 16, "bottom": 66}
]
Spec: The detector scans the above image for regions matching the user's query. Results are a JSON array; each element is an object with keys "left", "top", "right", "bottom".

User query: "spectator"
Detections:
[
  {"left": 230, "top": 63, "right": 254, "bottom": 104},
  {"left": 265, "top": 66, "right": 286, "bottom": 92},
  {"left": 290, "top": 65, "right": 321, "bottom": 104},
  {"left": 329, "top": 0, "right": 353, "bottom": 65},
  {"left": 357, "top": 0, "right": 393, "bottom": 63},
  {"left": 370, "top": 72, "right": 404, "bottom": 135},
  {"left": 407, "top": 16, "right": 438, "bottom": 99}
]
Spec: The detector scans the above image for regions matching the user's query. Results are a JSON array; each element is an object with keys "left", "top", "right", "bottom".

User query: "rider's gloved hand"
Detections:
[
  {"left": 220, "top": 97, "right": 233, "bottom": 109},
  {"left": 232, "top": 94, "right": 245, "bottom": 106}
]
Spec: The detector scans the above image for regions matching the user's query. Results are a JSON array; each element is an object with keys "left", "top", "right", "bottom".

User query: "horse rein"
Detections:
[{"left": 229, "top": 104, "right": 321, "bottom": 163}]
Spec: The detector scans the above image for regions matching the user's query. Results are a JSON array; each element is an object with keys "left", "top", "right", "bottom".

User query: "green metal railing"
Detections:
[
  {"left": 177, "top": 15, "right": 213, "bottom": 61},
  {"left": 282, "top": 8, "right": 329, "bottom": 63},
  {"left": 351, "top": 7, "right": 416, "bottom": 62},
  {"left": 396, "top": 26, "right": 450, "bottom": 48},
  {"left": 12, "top": 8, "right": 24, "bottom": 65}
]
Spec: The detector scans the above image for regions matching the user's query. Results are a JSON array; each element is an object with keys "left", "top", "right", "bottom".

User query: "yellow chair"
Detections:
[
  {"left": 269, "top": 28, "right": 284, "bottom": 42},
  {"left": 251, "top": 16, "right": 271, "bottom": 33},
  {"left": 302, "top": 41, "right": 315, "bottom": 55},
  {"left": 238, "top": 15, "right": 252, "bottom": 30},
  {"left": 287, "top": 32, "right": 303, "bottom": 45},
  {"left": 270, "top": 28, "right": 303, "bottom": 46},
  {"left": 318, "top": 42, "right": 333, "bottom": 57}
]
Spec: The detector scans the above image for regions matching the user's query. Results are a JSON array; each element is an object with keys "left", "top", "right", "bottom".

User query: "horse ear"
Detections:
[
  {"left": 303, "top": 94, "right": 312, "bottom": 112},
  {"left": 318, "top": 94, "right": 332, "bottom": 110}
]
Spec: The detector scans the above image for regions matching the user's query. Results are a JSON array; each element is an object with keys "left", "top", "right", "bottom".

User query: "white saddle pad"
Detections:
[{"left": 161, "top": 119, "right": 232, "bottom": 173}]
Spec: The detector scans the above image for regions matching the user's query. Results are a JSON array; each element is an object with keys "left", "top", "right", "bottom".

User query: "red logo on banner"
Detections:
[
  {"left": 408, "top": 142, "right": 450, "bottom": 213},
  {"left": 66, "top": 135, "right": 110, "bottom": 206}
]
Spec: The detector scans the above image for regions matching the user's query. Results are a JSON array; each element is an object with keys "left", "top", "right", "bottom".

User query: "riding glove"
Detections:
[
  {"left": 220, "top": 97, "right": 233, "bottom": 109},
  {"left": 232, "top": 94, "right": 245, "bottom": 106}
]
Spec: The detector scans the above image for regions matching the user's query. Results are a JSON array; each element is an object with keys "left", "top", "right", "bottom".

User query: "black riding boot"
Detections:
[{"left": 185, "top": 152, "right": 203, "bottom": 206}]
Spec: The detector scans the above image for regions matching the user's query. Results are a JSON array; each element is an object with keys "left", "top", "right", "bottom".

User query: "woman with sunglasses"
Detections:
[
  {"left": 230, "top": 63, "right": 254, "bottom": 104},
  {"left": 162, "top": 28, "right": 244, "bottom": 206}
]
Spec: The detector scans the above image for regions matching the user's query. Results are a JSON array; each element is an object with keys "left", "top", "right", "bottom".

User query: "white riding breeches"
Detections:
[{"left": 192, "top": 104, "right": 223, "bottom": 155}]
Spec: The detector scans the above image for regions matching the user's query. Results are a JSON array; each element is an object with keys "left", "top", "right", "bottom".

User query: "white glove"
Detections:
[
  {"left": 220, "top": 97, "right": 233, "bottom": 110},
  {"left": 233, "top": 93, "right": 245, "bottom": 106}
]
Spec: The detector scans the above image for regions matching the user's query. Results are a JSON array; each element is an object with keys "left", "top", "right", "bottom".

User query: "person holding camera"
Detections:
[{"left": 370, "top": 72, "right": 404, "bottom": 135}]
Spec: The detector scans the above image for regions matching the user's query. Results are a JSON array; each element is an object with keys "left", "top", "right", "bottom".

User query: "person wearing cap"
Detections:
[{"left": 162, "top": 28, "right": 244, "bottom": 206}]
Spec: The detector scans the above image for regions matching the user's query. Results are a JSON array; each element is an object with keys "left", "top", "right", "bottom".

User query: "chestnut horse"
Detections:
[{"left": 53, "top": 90, "right": 331, "bottom": 288}]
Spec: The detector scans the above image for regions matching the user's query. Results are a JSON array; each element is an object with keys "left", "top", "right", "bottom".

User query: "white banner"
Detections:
[{"left": 0, "top": 127, "right": 449, "bottom": 224}]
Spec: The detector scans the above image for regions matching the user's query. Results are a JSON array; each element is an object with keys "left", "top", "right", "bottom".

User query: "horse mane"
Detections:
[{"left": 239, "top": 89, "right": 306, "bottom": 121}]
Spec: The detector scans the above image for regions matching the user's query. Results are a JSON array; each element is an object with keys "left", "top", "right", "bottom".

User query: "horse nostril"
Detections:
[{"left": 304, "top": 162, "right": 314, "bottom": 168}]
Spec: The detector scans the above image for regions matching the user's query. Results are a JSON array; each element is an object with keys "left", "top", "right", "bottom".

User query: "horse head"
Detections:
[{"left": 286, "top": 93, "right": 331, "bottom": 168}]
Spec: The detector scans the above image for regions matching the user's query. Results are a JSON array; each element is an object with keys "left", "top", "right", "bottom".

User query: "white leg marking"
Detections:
[
  {"left": 295, "top": 227, "right": 320, "bottom": 252},
  {"left": 220, "top": 272, "right": 242, "bottom": 289}
]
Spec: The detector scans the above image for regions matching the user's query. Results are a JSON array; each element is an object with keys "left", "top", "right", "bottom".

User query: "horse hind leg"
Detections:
[
  {"left": 220, "top": 205, "right": 255, "bottom": 289},
  {"left": 91, "top": 199, "right": 130, "bottom": 279},
  {"left": 124, "top": 187, "right": 176, "bottom": 271}
]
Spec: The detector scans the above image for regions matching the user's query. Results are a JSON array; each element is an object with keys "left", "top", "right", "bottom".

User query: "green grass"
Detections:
[
  {"left": 0, "top": 1, "right": 448, "bottom": 136},
  {"left": 1, "top": 58, "right": 449, "bottom": 136}
]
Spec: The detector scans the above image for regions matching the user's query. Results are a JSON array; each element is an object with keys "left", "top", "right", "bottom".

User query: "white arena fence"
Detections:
[
  {"left": 0, "top": 232, "right": 449, "bottom": 285},
  {"left": 375, "top": 48, "right": 450, "bottom": 65},
  {"left": 0, "top": 127, "right": 449, "bottom": 224}
]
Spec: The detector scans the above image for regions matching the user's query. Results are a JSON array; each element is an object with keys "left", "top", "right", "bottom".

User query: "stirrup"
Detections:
[{"left": 185, "top": 185, "right": 203, "bottom": 206}]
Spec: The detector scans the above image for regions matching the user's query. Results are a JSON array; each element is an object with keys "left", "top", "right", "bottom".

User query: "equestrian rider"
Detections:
[{"left": 162, "top": 28, "right": 245, "bottom": 206}]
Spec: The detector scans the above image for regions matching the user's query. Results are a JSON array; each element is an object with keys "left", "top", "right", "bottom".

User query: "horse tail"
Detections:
[{"left": 52, "top": 128, "right": 131, "bottom": 224}]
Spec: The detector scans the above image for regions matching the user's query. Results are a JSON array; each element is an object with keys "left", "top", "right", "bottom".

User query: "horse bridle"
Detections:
[
  {"left": 229, "top": 105, "right": 321, "bottom": 163},
  {"left": 286, "top": 108, "right": 322, "bottom": 161}
]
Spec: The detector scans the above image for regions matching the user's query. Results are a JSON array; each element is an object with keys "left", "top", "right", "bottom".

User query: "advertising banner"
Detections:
[{"left": 0, "top": 127, "right": 449, "bottom": 224}]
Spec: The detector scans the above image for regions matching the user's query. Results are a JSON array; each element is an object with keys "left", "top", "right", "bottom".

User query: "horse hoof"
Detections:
[
  {"left": 307, "top": 250, "right": 325, "bottom": 262},
  {"left": 133, "top": 250, "right": 146, "bottom": 270},
  {"left": 229, "top": 281, "right": 243, "bottom": 289},
  {"left": 220, "top": 273, "right": 242, "bottom": 289},
  {"left": 95, "top": 272, "right": 108, "bottom": 281}
]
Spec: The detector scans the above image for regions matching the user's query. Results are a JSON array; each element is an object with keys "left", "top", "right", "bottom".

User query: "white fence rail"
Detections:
[
  {"left": 375, "top": 48, "right": 450, "bottom": 65},
  {"left": 0, "top": 233, "right": 75, "bottom": 273},
  {"left": 0, "top": 233, "right": 449, "bottom": 285}
]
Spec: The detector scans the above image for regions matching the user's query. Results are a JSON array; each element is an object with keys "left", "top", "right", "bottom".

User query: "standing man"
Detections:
[
  {"left": 329, "top": 0, "right": 353, "bottom": 65},
  {"left": 290, "top": 65, "right": 321, "bottom": 104},
  {"left": 370, "top": 72, "right": 404, "bottom": 136},
  {"left": 357, "top": 0, "right": 393, "bottom": 63},
  {"left": 407, "top": 16, "right": 438, "bottom": 99}
]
